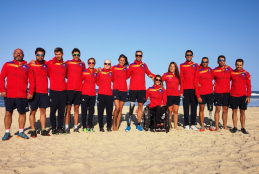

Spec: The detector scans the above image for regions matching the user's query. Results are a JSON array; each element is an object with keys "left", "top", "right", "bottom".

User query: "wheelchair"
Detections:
[{"left": 142, "top": 105, "right": 170, "bottom": 133}]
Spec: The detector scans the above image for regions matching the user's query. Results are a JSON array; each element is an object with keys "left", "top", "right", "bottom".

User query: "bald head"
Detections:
[{"left": 13, "top": 48, "right": 24, "bottom": 62}]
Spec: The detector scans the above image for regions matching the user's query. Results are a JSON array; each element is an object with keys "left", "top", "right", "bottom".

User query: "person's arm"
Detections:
[
  {"left": 145, "top": 63, "right": 156, "bottom": 78},
  {"left": 161, "top": 88, "right": 167, "bottom": 106},
  {"left": 146, "top": 88, "right": 150, "bottom": 101},
  {"left": 180, "top": 64, "right": 184, "bottom": 96},
  {"left": 47, "top": 60, "right": 51, "bottom": 78},
  {"left": 27, "top": 65, "right": 35, "bottom": 99},
  {"left": 245, "top": 72, "right": 252, "bottom": 103},
  {"left": 126, "top": 65, "right": 132, "bottom": 79},
  {"left": 96, "top": 72, "right": 100, "bottom": 86},
  {"left": 162, "top": 73, "right": 166, "bottom": 82},
  {"left": 194, "top": 70, "right": 202, "bottom": 103},
  {"left": 0, "top": 63, "right": 7, "bottom": 97}
]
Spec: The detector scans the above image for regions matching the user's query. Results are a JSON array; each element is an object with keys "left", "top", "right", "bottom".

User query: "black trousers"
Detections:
[
  {"left": 81, "top": 95, "right": 96, "bottom": 128},
  {"left": 97, "top": 94, "right": 113, "bottom": 129},
  {"left": 150, "top": 106, "right": 166, "bottom": 124},
  {"left": 183, "top": 89, "right": 197, "bottom": 126},
  {"left": 49, "top": 90, "right": 67, "bottom": 129}
]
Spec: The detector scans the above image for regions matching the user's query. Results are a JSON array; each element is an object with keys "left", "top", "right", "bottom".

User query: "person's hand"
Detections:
[
  {"left": 198, "top": 83, "right": 201, "bottom": 87},
  {"left": 30, "top": 60, "right": 36, "bottom": 64},
  {"left": 213, "top": 84, "right": 216, "bottom": 87},
  {"left": 151, "top": 76, "right": 154, "bottom": 81},
  {"left": 27, "top": 94, "right": 33, "bottom": 100},
  {"left": 198, "top": 97, "right": 202, "bottom": 103},
  {"left": 96, "top": 67, "right": 102, "bottom": 73},
  {"left": 1, "top": 92, "right": 6, "bottom": 97},
  {"left": 245, "top": 97, "right": 250, "bottom": 104},
  {"left": 180, "top": 94, "right": 183, "bottom": 98},
  {"left": 160, "top": 104, "right": 164, "bottom": 107},
  {"left": 148, "top": 74, "right": 153, "bottom": 78},
  {"left": 135, "top": 107, "right": 139, "bottom": 113}
]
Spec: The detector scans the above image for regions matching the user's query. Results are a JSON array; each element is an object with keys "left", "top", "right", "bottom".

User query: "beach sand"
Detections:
[{"left": 0, "top": 106, "right": 259, "bottom": 174}]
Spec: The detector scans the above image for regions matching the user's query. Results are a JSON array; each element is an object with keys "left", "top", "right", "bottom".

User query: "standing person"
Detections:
[
  {"left": 111, "top": 54, "right": 129, "bottom": 131},
  {"left": 180, "top": 50, "right": 199, "bottom": 130},
  {"left": 0, "top": 49, "right": 35, "bottom": 140},
  {"left": 162, "top": 62, "right": 181, "bottom": 129},
  {"left": 81, "top": 58, "right": 97, "bottom": 133},
  {"left": 146, "top": 75, "right": 167, "bottom": 131},
  {"left": 48, "top": 47, "right": 68, "bottom": 135},
  {"left": 28, "top": 48, "right": 50, "bottom": 137},
  {"left": 194, "top": 57, "right": 215, "bottom": 132},
  {"left": 229, "top": 59, "right": 251, "bottom": 134},
  {"left": 125, "top": 50, "right": 155, "bottom": 132},
  {"left": 97, "top": 59, "right": 113, "bottom": 132},
  {"left": 213, "top": 55, "right": 232, "bottom": 131},
  {"left": 64, "top": 48, "right": 85, "bottom": 133}
]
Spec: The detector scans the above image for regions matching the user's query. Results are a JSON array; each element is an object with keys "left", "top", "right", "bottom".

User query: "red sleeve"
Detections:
[
  {"left": 47, "top": 60, "right": 51, "bottom": 77},
  {"left": 96, "top": 72, "right": 100, "bottom": 86},
  {"left": 145, "top": 63, "right": 156, "bottom": 77},
  {"left": 0, "top": 63, "right": 7, "bottom": 92},
  {"left": 126, "top": 65, "right": 132, "bottom": 79},
  {"left": 83, "top": 62, "right": 86, "bottom": 69},
  {"left": 162, "top": 88, "right": 167, "bottom": 105},
  {"left": 28, "top": 65, "right": 36, "bottom": 95},
  {"left": 246, "top": 72, "right": 252, "bottom": 97},
  {"left": 180, "top": 64, "right": 184, "bottom": 94},
  {"left": 194, "top": 70, "right": 200, "bottom": 99},
  {"left": 162, "top": 73, "right": 166, "bottom": 82},
  {"left": 146, "top": 88, "right": 150, "bottom": 101}
]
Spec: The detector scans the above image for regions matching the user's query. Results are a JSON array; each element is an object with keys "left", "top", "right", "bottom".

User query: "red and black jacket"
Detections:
[
  {"left": 162, "top": 72, "right": 180, "bottom": 96},
  {"left": 146, "top": 85, "right": 167, "bottom": 108},
  {"left": 213, "top": 65, "right": 233, "bottom": 93},
  {"left": 82, "top": 68, "right": 98, "bottom": 96},
  {"left": 111, "top": 64, "right": 128, "bottom": 92},
  {"left": 97, "top": 68, "right": 113, "bottom": 96},
  {"left": 230, "top": 69, "right": 251, "bottom": 97},
  {"left": 66, "top": 59, "right": 85, "bottom": 91}
]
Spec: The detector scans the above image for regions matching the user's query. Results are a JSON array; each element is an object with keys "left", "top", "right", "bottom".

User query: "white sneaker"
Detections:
[
  {"left": 190, "top": 125, "right": 198, "bottom": 131},
  {"left": 185, "top": 125, "right": 190, "bottom": 130}
]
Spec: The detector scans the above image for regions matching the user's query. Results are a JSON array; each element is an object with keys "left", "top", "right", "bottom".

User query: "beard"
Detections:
[
  {"left": 37, "top": 59, "right": 44, "bottom": 64},
  {"left": 14, "top": 56, "right": 23, "bottom": 61}
]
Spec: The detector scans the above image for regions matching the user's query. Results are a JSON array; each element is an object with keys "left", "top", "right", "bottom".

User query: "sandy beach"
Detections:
[{"left": 0, "top": 106, "right": 259, "bottom": 174}]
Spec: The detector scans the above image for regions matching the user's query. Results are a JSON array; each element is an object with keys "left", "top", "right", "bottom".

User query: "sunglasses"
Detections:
[
  {"left": 104, "top": 63, "right": 111, "bottom": 65},
  {"left": 219, "top": 59, "right": 225, "bottom": 62},
  {"left": 155, "top": 79, "right": 162, "bottom": 82},
  {"left": 72, "top": 54, "right": 80, "bottom": 56},
  {"left": 202, "top": 61, "right": 208, "bottom": 63},
  {"left": 36, "top": 54, "right": 44, "bottom": 57},
  {"left": 136, "top": 55, "right": 142, "bottom": 57},
  {"left": 186, "top": 54, "right": 193, "bottom": 56},
  {"left": 88, "top": 62, "right": 95, "bottom": 65}
]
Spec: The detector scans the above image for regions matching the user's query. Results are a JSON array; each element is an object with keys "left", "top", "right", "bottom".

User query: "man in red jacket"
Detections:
[
  {"left": 180, "top": 50, "right": 199, "bottom": 130},
  {"left": 28, "top": 48, "right": 50, "bottom": 137},
  {"left": 64, "top": 48, "right": 85, "bottom": 133},
  {"left": 229, "top": 59, "right": 251, "bottom": 134},
  {"left": 0, "top": 49, "right": 35, "bottom": 140}
]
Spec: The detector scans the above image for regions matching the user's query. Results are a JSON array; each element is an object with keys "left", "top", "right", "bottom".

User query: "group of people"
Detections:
[{"left": 0, "top": 48, "right": 251, "bottom": 140}]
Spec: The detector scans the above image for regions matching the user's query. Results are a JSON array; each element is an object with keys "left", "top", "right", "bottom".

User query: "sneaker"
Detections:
[
  {"left": 2, "top": 132, "right": 11, "bottom": 141},
  {"left": 185, "top": 125, "right": 190, "bottom": 130},
  {"left": 100, "top": 128, "right": 105, "bottom": 132},
  {"left": 88, "top": 128, "right": 95, "bottom": 132},
  {"left": 125, "top": 126, "right": 131, "bottom": 132},
  {"left": 136, "top": 125, "right": 143, "bottom": 131},
  {"left": 241, "top": 128, "right": 249, "bottom": 134},
  {"left": 57, "top": 128, "right": 66, "bottom": 134},
  {"left": 209, "top": 126, "right": 215, "bottom": 131},
  {"left": 65, "top": 128, "right": 70, "bottom": 134},
  {"left": 73, "top": 128, "right": 80, "bottom": 133},
  {"left": 161, "top": 126, "right": 166, "bottom": 132},
  {"left": 190, "top": 125, "right": 198, "bottom": 131},
  {"left": 107, "top": 127, "right": 112, "bottom": 132},
  {"left": 200, "top": 126, "right": 205, "bottom": 132},
  {"left": 231, "top": 127, "right": 238, "bottom": 133},
  {"left": 41, "top": 130, "right": 50, "bottom": 136},
  {"left": 17, "top": 132, "right": 29, "bottom": 139},
  {"left": 52, "top": 129, "right": 59, "bottom": 135},
  {"left": 82, "top": 128, "right": 88, "bottom": 133},
  {"left": 31, "top": 130, "right": 37, "bottom": 138}
]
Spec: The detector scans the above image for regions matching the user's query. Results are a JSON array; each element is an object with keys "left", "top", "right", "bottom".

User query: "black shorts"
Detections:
[
  {"left": 214, "top": 93, "right": 230, "bottom": 106},
  {"left": 128, "top": 90, "right": 146, "bottom": 103},
  {"left": 229, "top": 95, "right": 247, "bottom": 110},
  {"left": 113, "top": 90, "right": 127, "bottom": 102},
  {"left": 167, "top": 96, "right": 180, "bottom": 106},
  {"left": 4, "top": 98, "right": 29, "bottom": 114},
  {"left": 67, "top": 90, "right": 81, "bottom": 105},
  {"left": 200, "top": 93, "right": 214, "bottom": 105},
  {"left": 29, "top": 93, "right": 49, "bottom": 110}
]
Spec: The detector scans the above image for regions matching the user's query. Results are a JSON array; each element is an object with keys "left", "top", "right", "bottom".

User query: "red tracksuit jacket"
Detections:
[
  {"left": 162, "top": 72, "right": 180, "bottom": 96},
  {"left": 111, "top": 64, "right": 128, "bottom": 92},
  {"left": 47, "top": 57, "right": 67, "bottom": 91},
  {"left": 194, "top": 66, "right": 214, "bottom": 99},
  {"left": 230, "top": 69, "right": 251, "bottom": 97},
  {"left": 97, "top": 68, "right": 113, "bottom": 96},
  {"left": 127, "top": 60, "right": 155, "bottom": 90},
  {"left": 0, "top": 59, "right": 35, "bottom": 98},
  {"left": 82, "top": 68, "right": 98, "bottom": 96},
  {"left": 180, "top": 61, "right": 199, "bottom": 94},
  {"left": 146, "top": 85, "right": 167, "bottom": 108},
  {"left": 29, "top": 60, "right": 48, "bottom": 94},
  {"left": 213, "top": 65, "right": 233, "bottom": 93},
  {"left": 66, "top": 59, "right": 85, "bottom": 91}
]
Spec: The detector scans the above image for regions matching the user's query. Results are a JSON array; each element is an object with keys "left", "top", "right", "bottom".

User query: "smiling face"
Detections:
[
  {"left": 55, "top": 51, "right": 63, "bottom": 61},
  {"left": 154, "top": 76, "right": 162, "bottom": 86},
  {"left": 201, "top": 58, "right": 209, "bottom": 68},
  {"left": 185, "top": 52, "right": 193, "bottom": 62},
  {"left": 35, "top": 51, "right": 45, "bottom": 63},
  {"left": 218, "top": 57, "right": 226, "bottom": 67},
  {"left": 13, "top": 49, "right": 24, "bottom": 61},
  {"left": 119, "top": 57, "right": 125, "bottom": 66},
  {"left": 235, "top": 61, "right": 243, "bottom": 71},
  {"left": 104, "top": 60, "right": 111, "bottom": 69},
  {"left": 135, "top": 51, "right": 143, "bottom": 62},
  {"left": 72, "top": 51, "right": 80, "bottom": 61},
  {"left": 169, "top": 63, "right": 175, "bottom": 73},
  {"left": 88, "top": 59, "right": 95, "bottom": 69}
]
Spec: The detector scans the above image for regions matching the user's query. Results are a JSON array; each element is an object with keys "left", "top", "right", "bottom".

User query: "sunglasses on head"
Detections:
[
  {"left": 155, "top": 79, "right": 162, "bottom": 82},
  {"left": 72, "top": 54, "right": 80, "bottom": 56},
  {"left": 36, "top": 54, "right": 44, "bottom": 57},
  {"left": 136, "top": 55, "right": 142, "bottom": 57},
  {"left": 186, "top": 54, "right": 193, "bottom": 56},
  {"left": 202, "top": 61, "right": 208, "bottom": 63},
  {"left": 88, "top": 62, "right": 95, "bottom": 65},
  {"left": 104, "top": 63, "right": 111, "bottom": 65},
  {"left": 219, "top": 59, "right": 225, "bottom": 62}
]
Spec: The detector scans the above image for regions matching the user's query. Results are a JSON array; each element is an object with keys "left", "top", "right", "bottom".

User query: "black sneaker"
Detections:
[
  {"left": 65, "top": 128, "right": 70, "bottom": 134},
  {"left": 41, "top": 130, "right": 50, "bottom": 136},
  {"left": 73, "top": 128, "right": 80, "bottom": 133},
  {"left": 107, "top": 127, "right": 112, "bottom": 132},
  {"left": 241, "top": 128, "right": 249, "bottom": 134},
  {"left": 30, "top": 130, "right": 37, "bottom": 138},
  {"left": 231, "top": 127, "right": 238, "bottom": 133},
  {"left": 100, "top": 128, "right": 105, "bottom": 132},
  {"left": 52, "top": 129, "right": 59, "bottom": 135},
  {"left": 57, "top": 128, "right": 66, "bottom": 134}
]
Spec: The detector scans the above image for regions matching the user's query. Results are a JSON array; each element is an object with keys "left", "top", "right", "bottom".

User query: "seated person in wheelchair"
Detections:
[{"left": 146, "top": 75, "right": 167, "bottom": 131}]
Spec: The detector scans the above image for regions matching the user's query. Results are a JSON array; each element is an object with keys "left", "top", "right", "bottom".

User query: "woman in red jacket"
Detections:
[
  {"left": 146, "top": 75, "right": 167, "bottom": 131},
  {"left": 162, "top": 62, "right": 181, "bottom": 129}
]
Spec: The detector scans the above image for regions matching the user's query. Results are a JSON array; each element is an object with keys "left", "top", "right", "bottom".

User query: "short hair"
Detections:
[
  {"left": 236, "top": 58, "right": 244, "bottom": 65},
  {"left": 54, "top": 47, "right": 63, "bottom": 53},
  {"left": 185, "top": 50, "right": 193, "bottom": 55},
  {"left": 118, "top": 54, "right": 129, "bottom": 66},
  {"left": 218, "top": 55, "right": 226, "bottom": 61},
  {"left": 72, "top": 48, "right": 80, "bottom": 54},
  {"left": 202, "top": 57, "right": 209, "bottom": 61},
  {"left": 135, "top": 50, "right": 143, "bottom": 55},
  {"left": 88, "top": 57, "right": 96, "bottom": 63},
  {"left": 35, "top": 47, "right": 45, "bottom": 55}
]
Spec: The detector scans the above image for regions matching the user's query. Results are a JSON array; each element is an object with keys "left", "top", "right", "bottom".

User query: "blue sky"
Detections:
[{"left": 0, "top": 0, "right": 258, "bottom": 90}]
